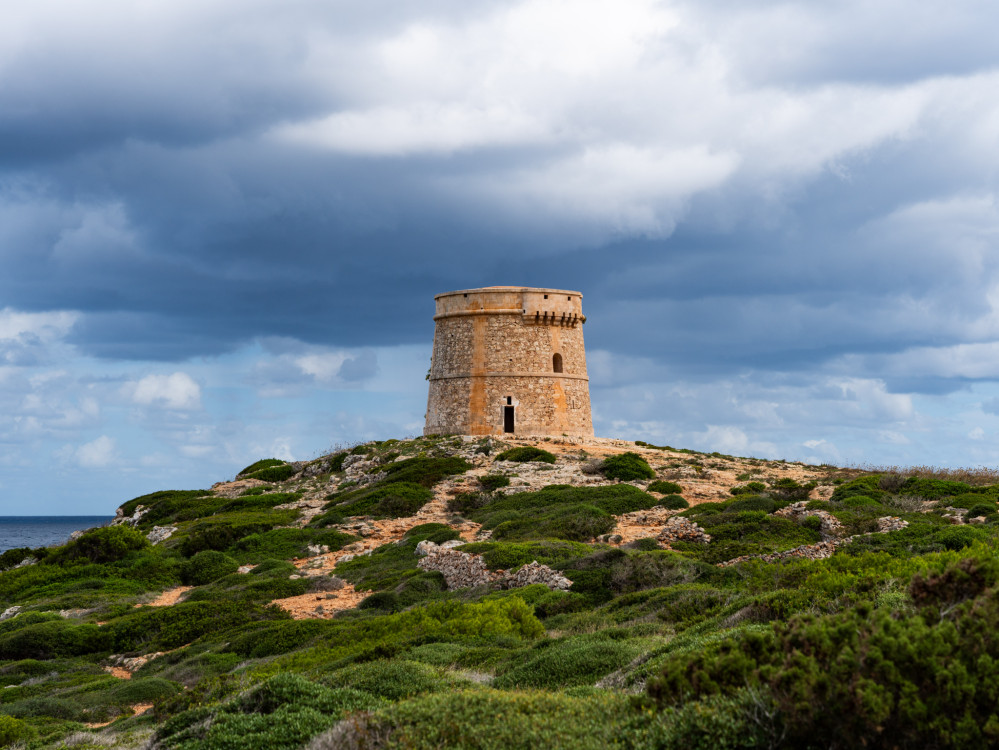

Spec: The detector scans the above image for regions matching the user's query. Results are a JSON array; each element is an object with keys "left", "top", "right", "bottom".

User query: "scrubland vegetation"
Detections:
[{"left": 3, "top": 435, "right": 999, "bottom": 748}]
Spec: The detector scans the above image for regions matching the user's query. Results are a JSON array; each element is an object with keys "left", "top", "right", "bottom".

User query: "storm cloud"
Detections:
[{"left": 3, "top": 0, "right": 999, "bottom": 511}]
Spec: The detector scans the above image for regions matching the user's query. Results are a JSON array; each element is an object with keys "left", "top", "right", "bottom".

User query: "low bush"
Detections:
[
  {"left": 117, "top": 489, "right": 212, "bottom": 525},
  {"left": 315, "top": 482, "right": 433, "bottom": 525},
  {"left": 729, "top": 482, "right": 767, "bottom": 496},
  {"left": 648, "top": 480, "right": 683, "bottom": 495},
  {"left": 0, "top": 715, "right": 36, "bottom": 745},
  {"left": 155, "top": 673, "right": 384, "bottom": 750},
  {"left": 661, "top": 495, "right": 689, "bottom": 510},
  {"left": 480, "top": 474, "right": 511, "bottom": 491},
  {"left": 647, "top": 555, "right": 999, "bottom": 749},
  {"left": 108, "top": 600, "right": 271, "bottom": 651},
  {"left": 380, "top": 456, "right": 473, "bottom": 487},
  {"left": 769, "top": 478, "right": 816, "bottom": 501},
  {"left": 237, "top": 458, "right": 286, "bottom": 477},
  {"left": 246, "top": 464, "right": 297, "bottom": 482},
  {"left": 230, "top": 528, "right": 356, "bottom": 563},
  {"left": 600, "top": 452, "right": 655, "bottom": 481},
  {"left": 493, "top": 633, "right": 641, "bottom": 689},
  {"left": 0, "top": 620, "right": 110, "bottom": 660},
  {"left": 326, "top": 659, "right": 451, "bottom": 700},
  {"left": 495, "top": 447, "right": 557, "bottom": 463},
  {"left": 966, "top": 503, "right": 997, "bottom": 518},
  {"left": 182, "top": 550, "right": 240, "bottom": 586},
  {"left": 48, "top": 525, "right": 148, "bottom": 565},
  {"left": 225, "top": 620, "right": 337, "bottom": 658},
  {"left": 349, "top": 689, "right": 637, "bottom": 750},
  {"left": 458, "top": 540, "right": 593, "bottom": 570}
]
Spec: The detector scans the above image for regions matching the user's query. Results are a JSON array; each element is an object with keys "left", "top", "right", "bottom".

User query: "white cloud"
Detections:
[
  {"left": 0, "top": 308, "right": 78, "bottom": 343},
  {"left": 74, "top": 435, "right": 116, "bottom": 467},
  {"left": 127, "top": 372, "right": 201, "bottom": 409}
]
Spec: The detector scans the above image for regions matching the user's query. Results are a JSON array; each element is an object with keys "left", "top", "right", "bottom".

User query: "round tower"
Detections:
[{"left": 424, "top": 286, "right": 594, "bottom": 437}]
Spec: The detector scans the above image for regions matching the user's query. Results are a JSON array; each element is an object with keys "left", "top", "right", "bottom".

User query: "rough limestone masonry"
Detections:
[{"left": 424, "top": 286, "right": 594, "bottom": 437}]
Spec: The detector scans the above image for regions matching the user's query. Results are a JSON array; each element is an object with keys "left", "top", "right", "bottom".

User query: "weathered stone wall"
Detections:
[{"left": 425, "top": 286, "right": 594, "bottom": 437}]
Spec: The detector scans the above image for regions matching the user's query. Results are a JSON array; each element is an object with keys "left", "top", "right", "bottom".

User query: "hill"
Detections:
[{"left": 3, "top": 434, "right": 999, "bottom": 748}]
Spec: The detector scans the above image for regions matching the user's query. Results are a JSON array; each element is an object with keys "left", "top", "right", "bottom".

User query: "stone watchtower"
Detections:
[{"left": 424, "top": 286, "right": 594, "bottom": 437}]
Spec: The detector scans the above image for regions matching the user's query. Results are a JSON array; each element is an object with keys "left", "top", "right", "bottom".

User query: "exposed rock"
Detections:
[
  {"left": 774, "top": 501, "right": 845, "bottom": 540},
  {"left": 657, "top": 517, "right": 711, "bottom": 547},
  {"left": 112, "top": 505, "right": 149, "bottom": 527},
  {"left": 13, "top": 556, "right": 37, "bottom": 569},
  {"left": 876, "top": 516, "right": 909, "bottom": 533},
  {"left": 596, "top": 533, "right": 624, "bottom": 544},
  {"left": 146, "top": 526, "right": 176, "bottom": 545},
  {"left": 0, "top": 606, "right": 21, "bottom": 621},
  {"left": 307, "top": 544, "right": 331, "bottom": 556}
]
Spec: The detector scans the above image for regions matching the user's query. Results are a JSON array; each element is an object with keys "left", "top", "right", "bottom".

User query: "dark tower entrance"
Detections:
[{"left": 504, "top": 397, "right": 515, "bottom": 433}]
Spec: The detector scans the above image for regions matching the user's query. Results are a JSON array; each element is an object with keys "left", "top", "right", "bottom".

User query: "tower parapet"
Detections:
[{"left": 424, "top": 286, "right": 594, "bottom": 437}]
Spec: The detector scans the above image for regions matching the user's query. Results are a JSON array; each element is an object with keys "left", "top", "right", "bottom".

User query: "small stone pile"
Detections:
[
  {"left": 719, "top": 540, "right": 843, "bottom": 567},
  {"left": 417, "top": 547, "right": 492, "bottom": 589},
  {"left": 415, "top": 539, "right": 465, "bottom": 556},
  {"left": 657, "top": 516, "right": 711, "bottom": 547},
  {"left": 502, "top": 561, "right": 572, "bottom": 590},
  {"left": 876, "top": 516, "right": 909, "bottom": 533},
  {"left": 774, "top": 501, "right": 845, "bottom": 540},
  {"left": 417, "top": 542, "right": 573, "bottom": 591}
]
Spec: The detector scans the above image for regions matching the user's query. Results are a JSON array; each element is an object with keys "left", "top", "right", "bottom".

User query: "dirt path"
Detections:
[
  {"left": 136, "top": 586, "right": 192, "bottom": 607},
  {"left": 272, "top": 582, "right": 370, "bottom": 619}
]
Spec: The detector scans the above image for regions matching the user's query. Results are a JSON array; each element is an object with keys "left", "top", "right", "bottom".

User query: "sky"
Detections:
[{"left": 4, "top": 0, "right": 999, "bottom": 514}]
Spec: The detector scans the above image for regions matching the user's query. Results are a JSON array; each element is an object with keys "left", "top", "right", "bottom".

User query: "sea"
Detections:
[{"left": 0, "top": 516, "right": 114, "bottom": 554}]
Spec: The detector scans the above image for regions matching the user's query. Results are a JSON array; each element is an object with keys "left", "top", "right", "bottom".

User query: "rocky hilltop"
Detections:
[{"left": 2, "top": 433, "right": 999, "bottom": 749}]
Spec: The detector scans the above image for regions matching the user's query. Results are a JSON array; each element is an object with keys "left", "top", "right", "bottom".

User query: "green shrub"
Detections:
[
  {"left": 491, "top": 504, "right": 615, "bottom": 542},
  {"left": 315, "top": 482, "right": 433, "bottom": 525},
  {"left": 237, "top": 458, "right": 286, "bottom": 477},
  {"left": 225, "top": 620, "right": 336, "bottom": 658},
  {"left": 840, "top": 495, "right": 881, "bottom": 508},
  {"left": 0, "top": 547, "right": 45, "bottom": 571},
  {"left": 48, "top": 525, "right": 149, "bottom": 565},
  {"left": 481, "top": 474, "right": 511, "bottom": 491},
  {"left": 661, "top": 494, "right": 689, "bottom": 510},
  {"left": 493, "top": 634, "right": 640, "bottom": 689},
  {"left": 458, "top": 540, "right": 592, "bottom": 570},
  {"left": 495, "top": 446, "right": 557, "bottom": 463},
  {"left": 380, "top": 456, "right": 473, "bottom": 486},
  {"left": 327, "top": 659, "right": 449, "bottom": 700},
  {"left": 725, "top": 496, "right": 777, "bottom": 513},
  {"left": 230, "top": 528, "right": 356, "bottom": 563},
  {"left": 181, "top": 550, "right": 240, "bottom": 586},
  {"left": 769, "top": 478, "right": 816, "bottom": 501},
  {"left": 328, "top": 452, "right": 348, "bottom": 472},
  {"left": 729, "top": 481, "right": 767, "bottom": 496},
  {"left": 108, "top": 600, "right": 268, "bottom": 651},
  {"left": 647, "top": 555, "right": 999, "bottom": 749},
  {"left": 359, "top": 689, "right": 636, "bottom": 750},
  {"left": 0, "top": 620, "right": 110, "bottom": 660},
  {"left": 107, "top": 676, "right": 181, "bottom": 703},
  {"left": 155, "top": 673, "right": 384, "bottom": 750},
  {"left": 966, "top": 503, "right": 997, "bottom": 518},
  {"left": 648, "top": 480, "right": 683, "bottom": 494},
  {"left": 246, "top": 464, "right": 296, "bottom": 482},
  {"left": 117, "top": 489, "right": 212, "bottom": 524},
  {"left": 600, "top": 452, "right": 655, "bottom": 481},
  {"left": 0, "top": 715, "right": 36, "bottom": 745},
  {"left": 359, "top": 592, "right": 401, "bottom": 612}
]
